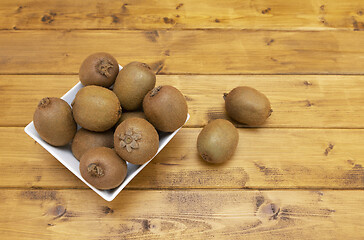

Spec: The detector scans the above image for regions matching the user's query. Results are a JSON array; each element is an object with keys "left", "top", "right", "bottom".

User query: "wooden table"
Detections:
[{"left": 1, "top": 0, "right": 364, "bottom": 239}]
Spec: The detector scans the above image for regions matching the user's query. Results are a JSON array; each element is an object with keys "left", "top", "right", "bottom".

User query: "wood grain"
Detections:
[
  {"left": 2, "top": 75, "right": 364, "bottom": 128},
  {"left": 2, "top": 0, "right": 364, "bottom": 30},
  {"left": 0, "top": 189, "right": 363, "bottom": 239},
  {"left": 1, "top": 30, "right": 364, "bottom": 74},
  {"left": 4, "top": 127, "right": 364, "bottom": 189},
  {"left": 1, "top": 0, "right": 364, "bottom": 238}
]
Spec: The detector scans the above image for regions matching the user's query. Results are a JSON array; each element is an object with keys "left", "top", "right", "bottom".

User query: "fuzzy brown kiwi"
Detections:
[
  {"left": 79, "top": 52, "right": 119, "bottom": 88},
  {"left": 114, "top": 118, "right": 159, "bottom": 165},
  {"left": 197, "top": 119, "right": 239, "bottom": 164},
  {"left": 224, "top": 86, "right": 272, "bottom": 126},
  {"left": 71, "top": 128, "right": 114, "bottom": 160},
  {"left": 114, "top": 111, "right": 147, "bottom": 129},
  {"left": 33, "top": 97, "right": 76, "bottom": 146},
  {"left": 113, "top": 62, "right": 156, "bottom": 111},
  {"left": 72, "top": 85, "right": 122, "bottom": 132},
  {"left": 143, "top": 85, "right": 188, "bottom": 132},
  {"left": 79, "top": 147, "right": 127, "bottom": 190}
]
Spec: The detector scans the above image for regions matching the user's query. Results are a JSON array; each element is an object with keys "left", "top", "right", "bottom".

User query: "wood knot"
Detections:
[
  {"left": 257, "top": 203, "right": 281, "bottom": 222},
  {"left": 324, "top": 143, "right": 334, "bottom": 156},
  {"left": 261, "top": 8, "right": 271, "bottom": 14},
  {"left": 41, "top": 12, "right": 56, "bottom": 24},
  {"left": 163, "top": 17, "right": 175, "bottom": 24},
  {"left": 176, "top": 3, "right": 184, "bottom": 10}
]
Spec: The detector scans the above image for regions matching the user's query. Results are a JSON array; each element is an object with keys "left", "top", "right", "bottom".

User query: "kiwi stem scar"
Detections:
[
  {"left": 150, "top": 86, "right": 162, "bottom": 97},
  {"left": 142, "top": 62, "right": 151, "bottom": 70},
  {"left": 201, "top": 153, "right": 211, "bottom": 162},
  {"left": 38, "top": 97, "right": 50, "bottom": 107},
  {"left": 87, "top": 163, "right": 105, "bottom": 177},
  {"left": 223, "top": 93, "right": 228, "bottom": 100},
  {"left": 96, "top": 59, "right": 113, "bottom": 77}
]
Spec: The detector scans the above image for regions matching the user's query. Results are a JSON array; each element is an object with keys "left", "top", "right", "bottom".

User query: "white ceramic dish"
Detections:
[{"left": 24, "top": 65, "right": 189, "bottom": 201}]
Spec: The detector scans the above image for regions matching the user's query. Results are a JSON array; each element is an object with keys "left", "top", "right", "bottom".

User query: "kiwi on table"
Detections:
[
  {"left": 33, "top": 97, "right": 76, "bottom": 146},
  {"left": 72, "top": 85, "right": 122, "bottom": 132},
  {"left": 115, "top": 111, "right": 147, "bottom": 128},
  {"left": 113, "top": 62, "right": 156, "bottom": 111},
  {"left": 143, "top": 85, "right": 188, "bottom": 132},
  {"left": 79, "top": 147, "right": 127, "bottom": 190},
  {"left": 197, "top": 119, "right": 239, "bottom": 164},
  {"left": 224, "top": 86, "right": 272, "bottom": 126},
  {"left": 79, "top": 52, "right": 119, "bottom": 88},
  {"left": 114, "top": 118, "right": 159, "bottom": 165},
  {"left": 71, "top": 128, "right": 114, "bottom": 160}
]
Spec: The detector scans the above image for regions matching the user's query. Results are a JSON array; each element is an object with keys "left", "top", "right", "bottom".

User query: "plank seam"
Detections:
[
  {"left": 1, "top": 187, "right": 363, "bottom": 191},
  {"left": 4, "top": 73, "right": 364, "bottom": 76},
  {"left": 0, "top": 28, "right": 357, "bottom": 32}
]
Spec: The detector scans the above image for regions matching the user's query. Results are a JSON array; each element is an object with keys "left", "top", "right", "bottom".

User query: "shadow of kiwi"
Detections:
[{"left": 196, "top": 149, "right": 236, "bottom": 167}]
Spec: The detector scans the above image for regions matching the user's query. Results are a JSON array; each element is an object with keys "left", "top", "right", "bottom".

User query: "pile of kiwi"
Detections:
[
  {"left": 32, "top": 52, "right": 273, "bottom": 191},
  {"left": 33, "top": 52, "right": 188, "bottom": 190}
]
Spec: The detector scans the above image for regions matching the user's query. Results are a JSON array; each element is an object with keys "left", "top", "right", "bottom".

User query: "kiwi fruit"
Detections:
[
  {"left": 71, "top": 128, "right": 114, "bottom": 160},
  {"left": 113, "top": 62, "right": 156, "bottom": 111},
  {"left": 72, "top": 85, "right": 122, "bottom": 132},
  {"left": 114, "top": 118, "right": 159, "bottom": 165},
  {"left": 224, "top": 86, "right": 272, "bottom": 126},
  {"left": 143, "top": 85, "right": 188, "bottom": 132},
  {"left": 33, "top": 97, "right": 76, "bottom": 146},
  {"left": 197, "top": 119, "right": 239, "bottom": 164},
  {"left": 79, "top": 147, "right": 127, "bottom": 190},
  {"left": 79, "top": 52, "right": 119, "bottom": 88},
  {"left": 115, "top": 111, "right": 147, "bottom": 128}
]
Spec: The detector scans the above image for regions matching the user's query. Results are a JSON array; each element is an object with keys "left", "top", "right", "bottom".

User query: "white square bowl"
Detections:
[{"left": 24, "top": 65, "right": 190, "bottom": 201}]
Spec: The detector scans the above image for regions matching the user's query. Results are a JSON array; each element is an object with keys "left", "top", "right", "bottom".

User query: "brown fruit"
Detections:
[
  {"left": 197, "top": 119, "right": 239, "bottom": 164},
  {"left": 113, "top": 62, "right": 156, "bottom": 111},
  {"left": 115, "top": 111, "right": 147, "bottom": 128},
  {"left": 71, "top": 128, "right": 114, "bottom": 160},
  {"left": 79, "top": 52, "right": 119, "bottom": 88},
  {"left": 33, "top": 97, "right": 76, "bottom": 146},
  {"left": 143, "top": 85, "right": 188, "bottom": 132},
  {"left": 79, "top": 147, "right": 127, "bottom": 190},
  {"left": 114, "top": 118, "right": 159, "bottom": 165},
  {"left": 72, "top": 86, "right": 122, "bottom": 132},
  {"left": 224, "top": 86, "right": 272, "bottom": 126}
]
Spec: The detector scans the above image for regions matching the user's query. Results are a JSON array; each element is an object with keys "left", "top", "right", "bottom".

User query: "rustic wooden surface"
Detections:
[
  {"left": 2, "top": 30, "right": 364, "bottom": 75},
  {"left": 1, "top": 189, "right": 363, "bottom": 239},
  {"left": 1, "top": 0, "right": 364, "bottom": 239}
]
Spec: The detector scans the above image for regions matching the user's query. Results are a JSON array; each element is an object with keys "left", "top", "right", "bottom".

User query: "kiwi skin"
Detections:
[
  {"left": 143, "top": 85, "right": 188, "bottom": 132},
  {"left": 33, "top": 97, "right": 76, "bottom": 146},
  {"left": 114, "top": 111, "right": 147, "bottom": 129},
  {"left": 79, "top": 147, "right": 127, "bottom": 190},
  {"left": 114, "top": 118, "right": 159, "bottom": 165},
  {"left": 71, "top": 128, "right": 114, "bottom": 161},
  {"left": 72, "top": 85, "right": 122, "bottom": 132},
  {"left": 79, "top": 52, "right": 119, "bottom": 88},
  {"left": 197, "top": 119, "right": 239, "bottom": 164},
  {"left": 224, "top": 86, "right": 272, "bottom": 126},
  {"left": 113, "top": 62, "right": 156, "bottom": 111}
]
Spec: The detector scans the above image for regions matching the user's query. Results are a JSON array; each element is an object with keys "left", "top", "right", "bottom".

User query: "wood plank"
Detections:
[
  {"left": 1, "top": 30, "right": 364, "bottom": 74},
  {"left": 1, "top": 0, "right": 364, "bottom": 31},
  {"left": 2, "top": 75, "right": 364, "bottom": 128},
  {"left": 0, "top": 189, "right": 363, "bottom": 239},
  {"left": 3, "top": 127, "right": 364, "bottom": 189}
]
